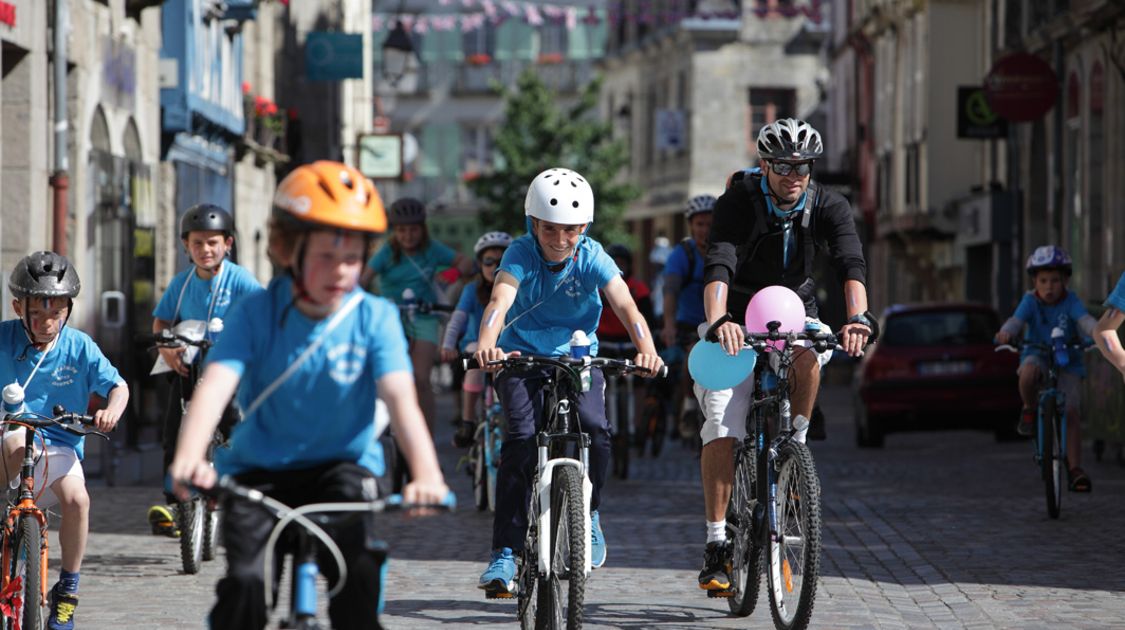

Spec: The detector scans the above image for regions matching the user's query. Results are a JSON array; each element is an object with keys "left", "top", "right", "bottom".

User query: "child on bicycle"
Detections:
[
  {"left": 473, "top": 167, "right": 663, "bottom": 597},
  {"left": 995, "top": 245, "right": 1097, "bottom": 491},
  {"left": 441, "top": 231, "right": 513, "bottom": 447},
  {"left": 147, "top": 204, "right": 262, "bottom": 536},
  {"left": 360, "top": 197, "right": 473, "bottom": 429},
  {"left": 1094, "top": 269, "right": 1125, "bottom": 383},
  {"left": 0, "top": 251, "right": 129, "bottom": 630},
  {"left": 169, "top": 161, "right": 449, "bottom": 630}
]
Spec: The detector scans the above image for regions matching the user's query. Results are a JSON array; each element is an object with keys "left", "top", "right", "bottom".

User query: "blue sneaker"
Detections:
[
  {"left": 590, "top": 511, "right": 606, "bottom": 569},
  {"left": 478, "top": 547, "right": 516, "bottom": 598},
  {"left": 47, "top": 585, "right": 78, "bottom": 630}
]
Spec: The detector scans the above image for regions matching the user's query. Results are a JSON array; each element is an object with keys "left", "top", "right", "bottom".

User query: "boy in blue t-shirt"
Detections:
[
  {"left": 169, "top": 162, "right": 447, "bottom": 630},
  {"left": 996, "top": 245, "right": 1097, "bottom": 491},
  {"left": 147, "top": 204, "right": 263, "bottom": 535},
  {"left": 1095, "top": 270, "right": 1125, "bottom": 382},
  {"left": 472, "top": 168, "right": 664, "bottom": 597},
  {"left": 1, "top": 251, "right": 128, "bottom": 629},
  {"left": 661, "top": 195, "right": 715, "bottom": 442}
]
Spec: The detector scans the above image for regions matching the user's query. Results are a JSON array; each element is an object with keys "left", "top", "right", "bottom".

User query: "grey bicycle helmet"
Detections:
[
  {"left": 756, "top": 118, "right": 823, "bottom": 161},
  {"left": 1026, "top": 245, "right": 1072, "bottom": 277},
  {"left": 180, "top": 204, "right": 234, "bottom": 239},
  {"left": 388, "top": 197, "right": 427, "bottom": 225},
  {"left": 474, "top": 231, "right": 513, "bottom": 257},
  {"left": 8, "top": 251, "right": 81, "bottom": 300},
  {"left": 685, "top": 195, "right": 717, "bottom": 219}
]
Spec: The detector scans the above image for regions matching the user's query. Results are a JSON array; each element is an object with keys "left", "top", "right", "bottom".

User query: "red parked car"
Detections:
[{"left": 853, "top": 303, "right": 1021, "bottom": 447}]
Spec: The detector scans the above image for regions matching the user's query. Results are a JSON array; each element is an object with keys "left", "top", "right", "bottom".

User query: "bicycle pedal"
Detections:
[
  {"left": 707, "top": 588, "right": 735, "bottom": 598},
  {"left": 484, "top": 590, "right": 515, "bottom": 600}
]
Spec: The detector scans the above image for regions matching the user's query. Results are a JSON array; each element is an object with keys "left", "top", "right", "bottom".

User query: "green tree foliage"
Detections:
[{"left": 467, "top": 69, "right": 639, "bottom": 245}]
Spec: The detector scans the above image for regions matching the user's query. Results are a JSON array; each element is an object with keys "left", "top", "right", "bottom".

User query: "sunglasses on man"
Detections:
[{"left": 768, "top": 160, "right": 813, "bottom": 177}]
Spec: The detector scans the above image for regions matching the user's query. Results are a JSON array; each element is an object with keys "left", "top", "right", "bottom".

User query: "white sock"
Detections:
[
  {"left": 706, "top": 519, "right": 726, "bottom": 544},
  {"left": 793, "top": 414, "right": 809, "bottom": 444}
]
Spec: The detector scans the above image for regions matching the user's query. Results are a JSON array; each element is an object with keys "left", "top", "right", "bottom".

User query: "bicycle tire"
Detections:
[
  {"left": 518, "top": 532, "right": 539, "bottom": 629},
  {"left": 6, "top": 515, "right": 42, "bottom": 630},
  {"left": 202, "top": 500, "right": 220, "bottom": 562},
  {"left": 486, "top": 425, "right": 501, "bottom": 513},
  {"left": 179, "top": 497, "right": 204, "bottom": 574},
  {"left": 650, "top": 402, "right": 666, "bottom": 458},
  {"left": 1041, "top": 397, "right": 1062, "bottom": 519},
  {"left": 472, "top": 437, "right": 488, "bottom": 511},
  {"left": 545, "top": 465, "right": 585, "bottom": 630},
  {"left": 727, "top": 444, "right": 762, "bottom": 617},
  {"left": 767, "top": 441, "right": 822, "bottom": 630}
]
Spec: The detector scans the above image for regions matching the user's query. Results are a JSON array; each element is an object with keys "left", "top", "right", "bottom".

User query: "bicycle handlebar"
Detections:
[
  {"left": 148, "top": 330, "right": 213, "bottom": 349},
  {"left": 995, "top": 340, "right": 1097, "bottom": 354},
  {"left": 212, "top": 474, "right": 457, "bottom": 512},
  {"left": 398, "top": 301, "right": 454, "bottom": 315},
  {"left": 1, "top": 404, "right": 109, "bottom": 440},
  {"left": 703, "top": 313, "right": 844, "bottom": 353},
  {"left": 461, "top": 354, "right": 669, "bottom": 378}
]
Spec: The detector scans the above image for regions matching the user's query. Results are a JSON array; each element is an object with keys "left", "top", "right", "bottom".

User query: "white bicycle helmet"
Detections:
[
  {"left": 756, "top": 118, "right": 823, "bottom": 161},
  {"left": 473, "top": 231, "right": 513, "bottom": 257},
  {"left": 685, "top": 194, "right": 717, "bottom": 218},
  {"left": 524, "top": 168, "right": 595, "bottom": 225}
]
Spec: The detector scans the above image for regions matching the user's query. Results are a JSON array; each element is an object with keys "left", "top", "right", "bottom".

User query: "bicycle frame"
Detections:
[
  {"left": 1034, "top": 358, "right": 1067, "bottom": 466},
  {"left": 0, "top": 424, "right": 49, "bottom": 605},
  {"left": 531, "top": 371, "right": 593, "bottom": 579},
  {"left": 745, "top": 352, "right": 799, "bottom": 546}
]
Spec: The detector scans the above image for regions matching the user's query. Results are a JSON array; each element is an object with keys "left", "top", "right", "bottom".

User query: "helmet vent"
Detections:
[
  {"left": 318, "top": 181, "right": 336, "bottom": 202},
  {"left": 572, "top": 201, "right": 579, "bottom": 208},
  {"left": 550, "top": 198, "right": 558, "bottom": 206}
]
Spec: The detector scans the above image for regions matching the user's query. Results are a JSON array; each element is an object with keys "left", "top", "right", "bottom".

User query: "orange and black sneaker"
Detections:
[{"left": 698, "top": 541, "right": 732, "bottom": 592}]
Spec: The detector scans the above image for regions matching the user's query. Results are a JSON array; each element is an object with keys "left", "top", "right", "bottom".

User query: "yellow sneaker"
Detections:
[{"left": 147, "top": 504, "right": 179, "bottom": 538}]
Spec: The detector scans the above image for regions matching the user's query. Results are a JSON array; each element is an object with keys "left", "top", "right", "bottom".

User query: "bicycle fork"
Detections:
[{"left": 534, "top": 400, "right": 593, "bottom": 579}]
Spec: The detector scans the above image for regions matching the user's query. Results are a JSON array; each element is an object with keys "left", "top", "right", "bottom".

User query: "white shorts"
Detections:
[
  {"left": 3, "top": 428, "right": 84, "bottom": 508},
  {"left": 693, "top": 317, "right": 834, "bottom": 446}
]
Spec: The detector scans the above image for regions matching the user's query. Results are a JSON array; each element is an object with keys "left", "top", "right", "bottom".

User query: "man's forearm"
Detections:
[
  {"left": 843, "top": 280, "right": 869, "bottom": 318},
  {"left": 703, "top": 281, "right": 728, "bottom": 323}
]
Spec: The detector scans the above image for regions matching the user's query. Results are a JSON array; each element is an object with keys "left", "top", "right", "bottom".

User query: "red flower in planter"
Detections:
[
  {"left": 466, "top": 53, "right": 492, "bottom": 66},
  {"left": 537, "top": 52, "right": 564, "bottom": 65}
]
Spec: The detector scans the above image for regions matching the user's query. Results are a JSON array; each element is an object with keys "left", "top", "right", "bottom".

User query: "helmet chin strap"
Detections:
[{"left": 764, "top": 178, "right": 801, "bottom": 217}]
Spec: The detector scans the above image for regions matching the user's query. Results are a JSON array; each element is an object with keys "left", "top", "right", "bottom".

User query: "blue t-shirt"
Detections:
[
  {"left": 1105, "top": 271, "right": 1125, "bottom": 312},
  {"left": 153, "top": 261, "right": 262, "bottom": 324},
  {"left": 1013, "top": 290, "right": 1091, "bottom": 376},
  {"left": 207, "top": 276, "right": 412, "bottom": 476},
  {"left": 454, "top": 281, "right": 486, "bottom": 351},
  {"left": 497, "top": 235, "right": 620, "bottom": 357},
  {"left": 367, "top": 240, "right": 457, "bottom": 306},
  {"left": 0, "top": 322, "right": 123, "bottom": 459},
  {"left": 662, "top": 239, "right": 706, "bottom": 326}
]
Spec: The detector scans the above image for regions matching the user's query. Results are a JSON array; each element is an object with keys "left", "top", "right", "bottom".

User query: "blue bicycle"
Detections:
[
  {"left": 467, "top": 369, "right": 504, "bottom": 512},
  {"left": 210, "top": 475, "right": 454, "bottom": 628},
  {"left": 996, "top": 337, "right": 1093, "bottom": 519}
]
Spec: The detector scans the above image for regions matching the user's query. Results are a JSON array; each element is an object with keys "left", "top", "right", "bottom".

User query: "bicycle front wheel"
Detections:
[
  {"left": 1041, "top": 397, "right": 1063, "bottom": 519},
  {"left": 179, "top": 497, "right": 204, "bottom": 574},
  {"left": 726, "top": 444, "right": 762, "bottom": 617},
  {"left": 767, "top": 441, "right": 822, "bottom": 630},
  {"left": 540, "top": 465, "right": 586, "bottom": 630},
  {"left": 4, "top": 515, "right": 43, "bottom": 630},
  {"left": 202, "top": 499, "right": 220, "bottom": 562}
]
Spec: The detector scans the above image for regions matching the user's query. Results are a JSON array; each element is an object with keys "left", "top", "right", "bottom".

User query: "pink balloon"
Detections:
[{"left": 744, "top": 285, "right": 806, "bottom": 350}]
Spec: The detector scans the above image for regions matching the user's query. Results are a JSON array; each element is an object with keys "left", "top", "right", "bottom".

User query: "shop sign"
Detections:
[
  {"left": 984, "top": 52, "right": 1058, "bottom": 122},
  {"left": 957, "top": 86, "right": 1007, "bottom": 139}
]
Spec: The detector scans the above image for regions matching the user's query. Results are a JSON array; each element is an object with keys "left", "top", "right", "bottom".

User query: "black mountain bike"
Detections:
[{"left": 703, "top": 315, "right": 842, "bottom": 630}]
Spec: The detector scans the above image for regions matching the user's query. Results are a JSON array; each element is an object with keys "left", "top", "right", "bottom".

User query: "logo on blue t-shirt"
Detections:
[
  {"left": 327, "top": 343, "right": 367, "bottom": 385},
  {"left": 213, "top": 287, "right": 233, "bottom": 310},
  {"left": 50, "top": 365, "right": 79, "bottom": 388}
]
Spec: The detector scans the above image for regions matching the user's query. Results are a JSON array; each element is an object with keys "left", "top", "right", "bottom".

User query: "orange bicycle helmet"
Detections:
[{"left": 273, "top": 161, "right": 387, "bottom": 233}]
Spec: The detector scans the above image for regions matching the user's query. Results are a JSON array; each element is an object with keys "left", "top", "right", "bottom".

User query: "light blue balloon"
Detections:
[{"left": 688, "top": 341, "right": 757, "bottom": 391}]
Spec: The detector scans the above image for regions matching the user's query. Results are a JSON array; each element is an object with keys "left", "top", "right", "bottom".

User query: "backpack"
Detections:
[{"left": 678, "top": 238, "right": 698, "bottom": 286}]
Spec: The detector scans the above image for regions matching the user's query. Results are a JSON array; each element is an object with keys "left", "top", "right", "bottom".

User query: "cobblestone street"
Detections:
[{"left": 60, "top": 385, "right": 1125, "bottom": 628}]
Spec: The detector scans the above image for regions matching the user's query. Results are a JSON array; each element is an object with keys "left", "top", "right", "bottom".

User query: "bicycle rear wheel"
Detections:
[
  {"left": 540, "top": 466, "right": 586, "bottom": 630},
  {"left": 4, "top": 515, "right": 43, "bottom": 630},
  {"left": 202, "top": 499, "right": 220, "bottom": 562},
  {"left": 179, "top": 497, "right": 204, "bottom": 574},
  {"left": 726, "top": 444, "right": 762, "bottom": 617},
  {"left": 471, "top": 430, "right": 489, "bottom": 511},
  {"left": 1041, "top": 397, "right": 1063, "bottom": 519},
  {"left": 767, "top": 441, "right": 822, "bottom": 630}
]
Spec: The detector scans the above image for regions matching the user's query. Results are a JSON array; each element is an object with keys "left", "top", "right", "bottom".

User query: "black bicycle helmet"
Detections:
[
  {"left": 388, "top": 197, "right": 427, "bottom": 225},
  {"left": 180, "top": 204, "right": 235, "bottom": 239},
  {"left": 8, "top": 251, "right": 81, "bottom": 299}
]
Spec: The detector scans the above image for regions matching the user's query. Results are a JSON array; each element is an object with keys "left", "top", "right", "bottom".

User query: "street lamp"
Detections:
[{"left": 381, "top": 20, "right": 417, "bottom": 87}]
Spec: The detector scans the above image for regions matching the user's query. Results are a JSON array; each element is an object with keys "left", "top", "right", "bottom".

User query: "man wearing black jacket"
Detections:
[{"left": 695, "top": 118, "right": 876, "bottom": 592}]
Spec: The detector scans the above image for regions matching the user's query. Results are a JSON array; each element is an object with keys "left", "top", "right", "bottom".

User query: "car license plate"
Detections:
[{"left": 916, "top": 360, "right": 973, "bottom": 376}]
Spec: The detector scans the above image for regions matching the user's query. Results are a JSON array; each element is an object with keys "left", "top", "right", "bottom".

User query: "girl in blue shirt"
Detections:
[
  {"left": 169, "top": 162, "right": 448, "bottom": 630},
  {"left": 996, "top": 246, "right": 1097, "bottom": 491},
  {"left": 361, "top": 197, "right": 473, "bottom": 430},
  {"left": 472, "top": 168, "right": 663, "bottom": 597},
  {"left": 1, "top": 251, "right": 129, "bottom": 629},
  {"left": 1095, "top": 269, "right": 1125, "bottom": 383},
  {"left": 148, "top": 204, "right": 262, "bottom": 534},
  {"left": 441, "top": 231, "right": 513, "bottom": 447}
]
